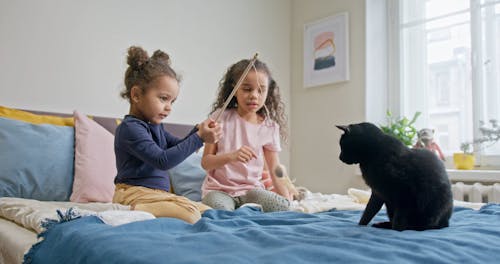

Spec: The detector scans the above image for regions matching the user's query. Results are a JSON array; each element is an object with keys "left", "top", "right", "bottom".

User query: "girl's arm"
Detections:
[
  {"left": 263, "top": 148, "right": 294, "bottom": 201},
  {"left": 201, "top": 143, "right": 224, "bottom": 170},
  {"left": 201, "top": 143, "right": 257, "bottom": 171},
  {"left": 165, "top": 118, "right": 221, "bottom": 147},
  {"left": 120, "top": 121, "right": 203, "bottom": 170}
]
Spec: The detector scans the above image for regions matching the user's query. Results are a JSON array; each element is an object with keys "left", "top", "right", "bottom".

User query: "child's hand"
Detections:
[
  {"left": 274, "top": 182, "right": 295, "bottom": 201},
  {"left": 197, "top": 118, "right": 222, "bottom": 143},
  {"left": 232, "top": 146, "right": 257, "bottom": 163}
]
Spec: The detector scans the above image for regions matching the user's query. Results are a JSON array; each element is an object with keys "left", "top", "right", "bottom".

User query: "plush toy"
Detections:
[
  {"left": 413, "top": 128, "right": 446, "bottom": 161},
  {"left": 262, "top": 164, "right": 300, "bottom": 200},
  {"left": 274, "top": 164, "right": 300, "bottom": 200}
]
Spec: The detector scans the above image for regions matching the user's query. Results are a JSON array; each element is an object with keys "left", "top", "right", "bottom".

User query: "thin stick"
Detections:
[{"left": 213, "top": 53, "right": 259, "bottom": 123}]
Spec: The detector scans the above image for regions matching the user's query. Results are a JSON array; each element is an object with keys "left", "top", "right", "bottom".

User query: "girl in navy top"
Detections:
[{"left": 113, "top": 46, "right": 221, "bottom": 224}]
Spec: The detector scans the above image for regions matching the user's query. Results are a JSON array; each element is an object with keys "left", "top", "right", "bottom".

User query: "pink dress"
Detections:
[{"left": 201, "top": 109, "right": 281, "bottom": 197}]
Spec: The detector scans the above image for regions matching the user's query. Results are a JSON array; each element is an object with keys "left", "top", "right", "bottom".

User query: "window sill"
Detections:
[
  {"left": 354, "top": 167, "right": 500, "bottom": 183},
  {"left": 447, "top": 169, "right": 500, "bottom": 183}
]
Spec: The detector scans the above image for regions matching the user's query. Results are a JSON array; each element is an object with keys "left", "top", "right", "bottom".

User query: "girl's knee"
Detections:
[
  {"left": 202, "top": 191, "right": 236, "bottom": 211},
  {"left": 180, "top": 211, "right": 202, "bottom": 224},
  {"left": 243, "top": 188, "right": 272, "bottom": 204},
  {"left": 134, "top": 201, "right": 202, "bottom": 223}
]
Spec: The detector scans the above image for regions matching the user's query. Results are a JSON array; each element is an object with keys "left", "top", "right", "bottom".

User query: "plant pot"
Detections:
[{"left": 453, "top": 153, "right": 475, "bottom": 170}]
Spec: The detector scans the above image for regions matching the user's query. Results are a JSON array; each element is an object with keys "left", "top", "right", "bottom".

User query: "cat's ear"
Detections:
[{"left": 336, "top": 125, "right": 349, "bottom": 133}]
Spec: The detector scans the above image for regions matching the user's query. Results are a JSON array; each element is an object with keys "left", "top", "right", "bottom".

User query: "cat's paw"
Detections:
[{"left": 372, "top": 221, "right": 392, "bottom": 229}]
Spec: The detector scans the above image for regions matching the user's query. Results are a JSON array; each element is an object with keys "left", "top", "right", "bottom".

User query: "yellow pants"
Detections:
[{"left": 113, "top": 184, "right": 211, "bottom": 224}]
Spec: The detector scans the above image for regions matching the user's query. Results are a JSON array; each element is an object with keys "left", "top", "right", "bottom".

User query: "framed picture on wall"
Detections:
[{"left": 303, "top": 12, "right": 349, "bottom": 88}]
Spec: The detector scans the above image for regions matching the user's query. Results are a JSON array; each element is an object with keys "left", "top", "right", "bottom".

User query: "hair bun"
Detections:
[
  {"left": 151, "top": 50, "right": 171, "bottom": 65},
  {"left": 127, "top": 46, "right": 149, "bottom": 70}
]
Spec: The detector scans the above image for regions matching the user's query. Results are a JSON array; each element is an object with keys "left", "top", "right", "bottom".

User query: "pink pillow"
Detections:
[{"left": 70, "top": 111, "right": 116, "bottom": 202}]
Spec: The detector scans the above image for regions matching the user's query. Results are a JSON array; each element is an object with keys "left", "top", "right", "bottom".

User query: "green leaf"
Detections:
[{"left": 379, "top": 111, "right": 421, "bottom": 147}]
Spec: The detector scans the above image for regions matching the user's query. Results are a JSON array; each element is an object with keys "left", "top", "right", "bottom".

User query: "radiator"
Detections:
[{"left": 452, "top": 182, "right": 500, "bottom": 203}]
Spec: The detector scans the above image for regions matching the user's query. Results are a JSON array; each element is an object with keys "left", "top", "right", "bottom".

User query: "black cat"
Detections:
[{"left": 336, "top": 122, "right": 453, "bottom": 231}]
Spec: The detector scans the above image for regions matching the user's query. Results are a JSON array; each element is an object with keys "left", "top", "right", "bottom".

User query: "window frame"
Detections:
[{"left": 387, "top": 0, "right": 500, "bottom": 168}]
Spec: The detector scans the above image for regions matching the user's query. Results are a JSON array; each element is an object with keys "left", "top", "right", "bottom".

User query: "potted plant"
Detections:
[
  {"left": 453, "top": 119, "right": 500, "bottom": 170},
  {"left": 453, "top": 142, "right": 475, "bottom": 170},
  {"left": 380, "top": 111, "right": 421, "bottom": 147}
]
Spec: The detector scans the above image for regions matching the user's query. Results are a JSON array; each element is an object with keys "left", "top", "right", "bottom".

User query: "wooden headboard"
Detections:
[{"left": 26, "top": 110, "right": 194, "bottom": 138}]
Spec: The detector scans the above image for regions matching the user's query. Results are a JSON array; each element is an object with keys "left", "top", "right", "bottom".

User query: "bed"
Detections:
[{"left": 1, "top": 106, "right": 500, "bottom": 264}]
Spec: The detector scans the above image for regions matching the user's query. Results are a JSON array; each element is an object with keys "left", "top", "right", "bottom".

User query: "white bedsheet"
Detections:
[
  {"left": 290, "top": 188, "right": 485, "bottom": 213},
  {"left": 290, "top": 188, "right": 368, "bottom": 213},
  {"left": 0, "top": 217, "right": 37, "bottom": 264}
]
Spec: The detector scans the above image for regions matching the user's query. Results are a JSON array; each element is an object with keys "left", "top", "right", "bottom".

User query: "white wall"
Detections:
[
  {"left": 0, "top": 0, "right": 291, "bottom": 165},
  {"left": 1, "top": 0, "right": 377, "bottom": 194},
  {"left": 290, "top": 0, "right": 367, "bottom": 194}
]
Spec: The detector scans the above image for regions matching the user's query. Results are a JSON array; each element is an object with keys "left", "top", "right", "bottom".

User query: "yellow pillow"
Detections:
[{"left": 0, "top": 106, "right": 74, "bottom": 126}]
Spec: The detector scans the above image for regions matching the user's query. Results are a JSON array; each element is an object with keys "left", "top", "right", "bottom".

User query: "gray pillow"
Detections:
[{"left": 168, "top": 151, "right": 206, "bottom": 202}]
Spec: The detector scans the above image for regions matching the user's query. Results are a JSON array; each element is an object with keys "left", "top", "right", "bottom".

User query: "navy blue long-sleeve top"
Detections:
[{"left": 114, "top": 115, "right": 203, "bottom": 191}]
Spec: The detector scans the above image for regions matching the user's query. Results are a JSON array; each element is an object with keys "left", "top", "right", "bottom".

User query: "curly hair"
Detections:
[
  {"left": 121, "top": 46, "right": 180, "bottom": 100},
  {"left": 210, "top": 59, "right": 288, "bottom": 143}
]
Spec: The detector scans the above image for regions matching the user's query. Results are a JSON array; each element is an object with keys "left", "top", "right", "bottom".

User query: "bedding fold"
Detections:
[{"left": 0, "top": 197, "right": 130, "bottom": 233}]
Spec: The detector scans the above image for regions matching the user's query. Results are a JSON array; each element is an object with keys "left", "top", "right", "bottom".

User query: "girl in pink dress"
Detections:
[{"left": 201, "top": 58, "right": 295, "bottom": 212}]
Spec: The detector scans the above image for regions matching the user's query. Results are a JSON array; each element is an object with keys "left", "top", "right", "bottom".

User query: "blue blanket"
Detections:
[{"left": 24, "top": 205, "right": 500, "bottom": 264}]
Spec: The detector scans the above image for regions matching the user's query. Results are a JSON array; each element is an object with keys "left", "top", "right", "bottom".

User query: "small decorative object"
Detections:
[
  {"left": 303, "top": 12, "right": 349, "bottom": 88},
  {"left": 453, "top": 152, "right": 475, "bottom": 170},
  {"left": 413, "top": 128, "right": 446, "bottom": 161},
  {"left": 379, "top": 111, "right": 421, "bottom": 147},
  {"left": 454, "top": 119, "right": 500, "bottom": 170}
]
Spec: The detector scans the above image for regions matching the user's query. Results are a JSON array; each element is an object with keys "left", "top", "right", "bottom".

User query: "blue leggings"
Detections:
[{"left": 202, "top": 189, "right": 290, "bottom": 212}]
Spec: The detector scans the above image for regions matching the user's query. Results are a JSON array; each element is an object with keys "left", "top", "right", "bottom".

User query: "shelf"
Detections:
[{"left": 447, "top": 169, "right": 500, "bottom": 183}]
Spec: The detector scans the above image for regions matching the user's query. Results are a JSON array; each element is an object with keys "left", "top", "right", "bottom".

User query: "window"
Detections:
[{"left": 389, "top": 0, "right": 500, "bottom": 167}]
